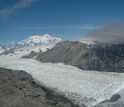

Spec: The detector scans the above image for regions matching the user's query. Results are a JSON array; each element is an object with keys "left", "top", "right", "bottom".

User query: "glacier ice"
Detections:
[{"left": 0, "top": 58, "right": 124, "bottom": 106}]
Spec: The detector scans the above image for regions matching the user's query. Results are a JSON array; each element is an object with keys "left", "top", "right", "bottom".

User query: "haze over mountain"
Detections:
[{"left": 75, "top": 22, "right": 124, "bottom": 44}]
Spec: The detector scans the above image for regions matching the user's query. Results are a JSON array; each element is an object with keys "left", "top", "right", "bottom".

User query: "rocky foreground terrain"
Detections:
[
  {"left": 1, "top": 67, "right": 124, "bottom": 107},
  {"left": 0, "top": 67, "right": 77, "bottom": 107},
  {"left": 36, "top": 41, "right": 124, "bottom": 72}
]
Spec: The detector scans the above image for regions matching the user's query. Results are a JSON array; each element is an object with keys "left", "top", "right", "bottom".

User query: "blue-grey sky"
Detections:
[{"left": 0, "top": 0, "right": 124, "bottom": 44}]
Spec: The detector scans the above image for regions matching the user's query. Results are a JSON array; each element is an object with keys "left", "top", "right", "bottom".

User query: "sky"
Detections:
[{"left": 0, "top": 0, "right": 124, "bottom": 45}]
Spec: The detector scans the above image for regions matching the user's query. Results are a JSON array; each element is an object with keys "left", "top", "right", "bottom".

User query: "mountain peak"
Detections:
[
  {"left": 43, "top": 34, "right": 52, "bottom": 38},
  {"left": 27, "top": 34, "right": 51, "bottom": 39},
  {"left": 6, "top": 34, "right": 62, "bottom": 48},
  {"left": 27, "top": 34, "right": 60, "bottom": 40}
]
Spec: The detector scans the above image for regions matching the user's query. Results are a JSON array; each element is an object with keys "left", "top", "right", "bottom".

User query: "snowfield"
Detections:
[
  {"left": 0, "top": 57, "right": 124, "bottom": 106},
  {"left": 0, "top": 43, "right": 55, "bottom": 59}
]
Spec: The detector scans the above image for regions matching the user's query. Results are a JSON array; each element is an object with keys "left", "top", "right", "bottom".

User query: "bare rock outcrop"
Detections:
[{"left": 0, "top": 67, "right": 76, "bottom": 107}]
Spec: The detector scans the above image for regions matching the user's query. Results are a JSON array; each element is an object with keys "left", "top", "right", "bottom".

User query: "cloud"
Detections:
[
  {"left": 77, "top": 22, "right": 124, "bottom": 44},
  {"left": 0, "top": 0, "right": 40, "bottom": 20},
  {"left": 74, "top": 25, "right": 99, "bottom": 30},
  {"left": 22, "top": 25, "right": 99, "bottom": 30}
]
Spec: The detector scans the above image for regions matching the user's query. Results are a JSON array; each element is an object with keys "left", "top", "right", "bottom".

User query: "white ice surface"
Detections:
[
  {"left": 0, "top": 43, "right": 55, "bottom": 60},
  {"left": 0, "top": 57, "right": 124, "bottom": 107},
  {"left": 0, "top": 48, "right": 4, "bottom": 54}
]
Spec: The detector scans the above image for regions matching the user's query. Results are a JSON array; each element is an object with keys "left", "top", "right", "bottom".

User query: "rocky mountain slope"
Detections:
[
  {"left": 36, "top": 41, "right": 124, "bottom": 72},
  {"left": 0, "top": 67, "right": 76, "bottom": 107}
]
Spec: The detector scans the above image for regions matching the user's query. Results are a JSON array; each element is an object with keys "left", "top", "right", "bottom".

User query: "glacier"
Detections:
[{"left": 0, "top": 58, "right": 124, "bottom": 106}]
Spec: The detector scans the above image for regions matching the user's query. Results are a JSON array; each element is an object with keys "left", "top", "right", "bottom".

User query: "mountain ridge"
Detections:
[
  {"left": 36, "top": 41, "right": 124, "bottom": 72},
  {"left": 4, "top": 34, "right": 62, "bottom": 49}
]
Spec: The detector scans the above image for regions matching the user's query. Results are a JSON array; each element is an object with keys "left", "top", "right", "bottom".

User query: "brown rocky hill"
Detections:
[
  {"left": 0, "top": 67, "right": 77, "bottom": 107},
  {"left": 36, "top": 41, "right": 124, "bottom": 72}
]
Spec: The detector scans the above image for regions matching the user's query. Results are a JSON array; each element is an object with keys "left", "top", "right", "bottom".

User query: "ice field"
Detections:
[{"left": 0, "top": 58, "right": 124, "bottom": 106}]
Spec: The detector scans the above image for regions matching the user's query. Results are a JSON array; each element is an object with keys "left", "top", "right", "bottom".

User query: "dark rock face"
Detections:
[
  {"left": 109, "top": 94, "right": 121, "bottom": 102},
  {"left": 0, "top": 67, "right": 76, "bottom": 107},
  {"left": 0, "top": 48, "right": 15, "bottom": 55},
  {"left": 94, "top": 92, "right": 124, "bottom": 107},
  {"left": 22, "top": 51, "right": 38, "bottom": 59},
  {"left": 36, "top": 41, "right": 124, "bottom": 72}
]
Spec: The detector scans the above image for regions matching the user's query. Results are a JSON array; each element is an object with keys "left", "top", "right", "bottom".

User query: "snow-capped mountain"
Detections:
[
  {"left": 0, "top": 34, "right": 62, "bottom": 56},
  {"left": 6, "top": 34, "right": 62, "bottom": 48}
]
